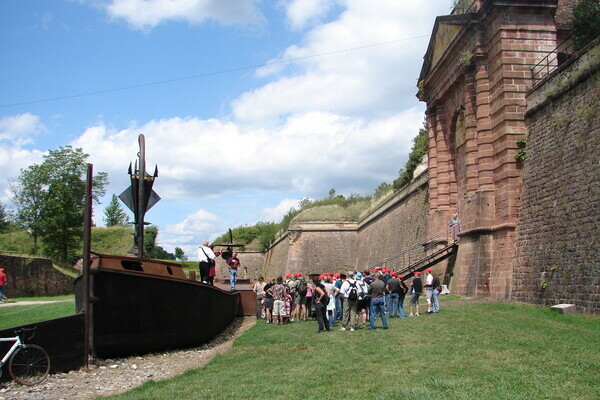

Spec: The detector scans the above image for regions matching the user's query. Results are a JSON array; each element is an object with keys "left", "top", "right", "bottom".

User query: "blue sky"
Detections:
[{"left": 0, "top": 0, "right": 451, "bottom": 259}]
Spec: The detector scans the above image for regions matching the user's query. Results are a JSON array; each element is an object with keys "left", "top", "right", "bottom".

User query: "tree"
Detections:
[
  {"left": 104, "top": 194, "right": 130, "bottom": 227},
  {"left": 374, "top": 182, "right": 392, "bottom": 200},
  {"left": 144, "top": 226, "right": 176, "bottom": 260},
  {"left": 174, "top": 247, "right": 187, "bottom": 261},
  {"left": 0, "top": 200, "right": 10, "bottom": 233},
  {"left": 11, "top": 164, "right": 49, "bottom": 254},
  {"left": 12, "top": 146, "right": 108, "bottom": 261},
  {"left": 393, "top": 124, "right": 429, "bottom": 190},
  {"left": 572, "top": 0, "right": 600, "bottom": 51}
]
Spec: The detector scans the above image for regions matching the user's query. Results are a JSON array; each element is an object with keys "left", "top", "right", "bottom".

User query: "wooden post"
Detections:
[{"left": 82, "top": 163, "right": 93, "bottom": 368}]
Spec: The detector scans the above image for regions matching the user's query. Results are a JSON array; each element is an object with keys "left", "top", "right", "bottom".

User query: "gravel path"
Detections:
[{"left": 0, "top": 317, "right": 255, "bottom": 400}]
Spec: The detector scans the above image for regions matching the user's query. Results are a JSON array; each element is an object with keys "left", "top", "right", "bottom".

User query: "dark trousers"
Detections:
[
  {"left": 315, "top": 302, "right": 329, "bottom": 331},
  {"left": 199, "top": 262, "right": 210, "bottom": 283}
]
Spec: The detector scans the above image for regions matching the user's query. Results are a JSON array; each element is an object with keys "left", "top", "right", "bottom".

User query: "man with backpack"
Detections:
[
  {"left": 293, "top": 273, "right": 308, "bottom": 321},
  {"left": 339, "top": 271, "right": 359, "bottom": 331}
]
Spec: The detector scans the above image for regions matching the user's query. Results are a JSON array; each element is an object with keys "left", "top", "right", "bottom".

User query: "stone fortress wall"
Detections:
[
  {"left": 512, "top": 39, "right": 600, "bottom": 312},
  {"left": 0, "top": 254, "right": 74, "bottom": 298},
  {"left": 261, "top": 172, "right": 430, "bottom": 280}
]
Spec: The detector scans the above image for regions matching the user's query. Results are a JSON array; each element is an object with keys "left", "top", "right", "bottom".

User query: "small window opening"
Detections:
[{"left": 121, "top": 260, "right": 144, "bottom": 271}]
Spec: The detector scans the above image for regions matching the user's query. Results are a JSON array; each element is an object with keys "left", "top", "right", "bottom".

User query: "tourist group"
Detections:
[{"left": 252, "top": 268, "right": 442, "bottom": 333}]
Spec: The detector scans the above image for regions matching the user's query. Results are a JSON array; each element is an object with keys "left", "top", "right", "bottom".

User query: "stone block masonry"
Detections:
[
  {"left": 513, "top": 39, "right": 600, "bottom": 313},
  {"left": 0, "top": 254, "right": 75, "bottom": 298}
]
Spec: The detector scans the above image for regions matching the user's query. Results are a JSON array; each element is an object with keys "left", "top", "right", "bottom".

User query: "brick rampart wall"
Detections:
[
  {"left": 513, "top": 41, "right": 600, "bottom": 313},
  {"left": 262, "top": 173, "right": 429, "bottom": 278},
  {"left": 0, "top": 254, "right": 74, "bottom": 298}
]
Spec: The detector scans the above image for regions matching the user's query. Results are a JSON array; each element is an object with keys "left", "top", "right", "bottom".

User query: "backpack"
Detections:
[
  {"left": 297, "top": 278, "right": 307, "bottom": 296},
  {"left": 348, "top": 281, "right": 359, "bottom": 300}
]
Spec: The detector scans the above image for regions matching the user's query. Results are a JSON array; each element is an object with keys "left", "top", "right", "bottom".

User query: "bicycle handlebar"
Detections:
[{"left": 13, "top": 326, "right": 38, "bottom": 342}]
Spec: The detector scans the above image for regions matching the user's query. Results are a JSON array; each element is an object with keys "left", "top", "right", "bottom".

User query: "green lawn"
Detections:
[
  {"left": 0, "top": 295, "right": 76, "bottom": 330},
  {"left": 100, "top": 301, "right": 599, "bottom": 400}
]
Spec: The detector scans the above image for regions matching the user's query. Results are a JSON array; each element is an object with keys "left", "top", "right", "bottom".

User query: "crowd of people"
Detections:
[{"left": 252, "top": 268, "right": 443, "bottom": 332}]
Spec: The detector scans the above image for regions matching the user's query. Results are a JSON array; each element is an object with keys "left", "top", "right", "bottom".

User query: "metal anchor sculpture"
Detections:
[{"left": 118, "top": 134, "right": 160, "bottom": 258}]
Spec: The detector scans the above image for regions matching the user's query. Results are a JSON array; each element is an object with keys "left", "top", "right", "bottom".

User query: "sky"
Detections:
[{"left": 0, "top": 0, "right": 452, "bottom": 260}]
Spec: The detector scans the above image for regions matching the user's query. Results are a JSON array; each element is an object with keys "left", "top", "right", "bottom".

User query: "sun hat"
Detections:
[{"left": 355, "top": 272, "right": 363, "bottom": 280}]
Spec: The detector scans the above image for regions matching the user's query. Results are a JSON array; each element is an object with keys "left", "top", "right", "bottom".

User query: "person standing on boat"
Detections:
[
  {"left": 198, "top": 240, "right": 216, "bottom": 284},
  {"left": 207, "top": 245, "right": 222, "bottom": 286},
  {"left": 226, "top": 252, "right": 241, "bottom": 291}
]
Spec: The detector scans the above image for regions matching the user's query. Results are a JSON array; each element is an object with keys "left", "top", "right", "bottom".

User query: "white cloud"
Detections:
[
  {"left": 238, "top": 0, "right": 442, "bottom": 121},
  {"left": 0, "top": 114, "right": 47, "bottom": 202},
  {"left": 104, "top": 0, "right": 264, "bottom": 30},
  {"left": 160, "top": 209, "right": 223, "bottom": 260},
  {"left": 164, "top": 209, "right": 219, "bottom": 236},
  {"left": 284, "top": 0, "right": 337, "bottom": 30},
  {"left": 261, "top": 198, "right": 303, "bottom": 222},
  {"left": 71, "top": 105, "right": 424, "bottom": 204},
  {"left": 0, "top": 113, "right": 47, "bottom": 145}
]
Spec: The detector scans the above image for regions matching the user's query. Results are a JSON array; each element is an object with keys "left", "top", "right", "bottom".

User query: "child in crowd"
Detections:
[{"left": 284, "top": 292, "right": 292, "bottom": 323}]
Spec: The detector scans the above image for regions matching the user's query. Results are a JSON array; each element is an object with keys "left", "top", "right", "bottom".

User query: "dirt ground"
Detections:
[{"left": 0, "top": 317, "right": 255, "bottom": 400}]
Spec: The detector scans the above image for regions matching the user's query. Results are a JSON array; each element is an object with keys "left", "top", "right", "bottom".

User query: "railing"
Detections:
[
  {"left": 531, "top": 39, "right": 575, "bottom": 85},
  {"left": 370, "top": 223, "right": 459, "bottom": 271}
]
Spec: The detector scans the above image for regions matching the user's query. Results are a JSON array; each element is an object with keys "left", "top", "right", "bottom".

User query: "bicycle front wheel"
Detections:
[{"left": 8, "top": 344, "right": 50, "bottom": 386}]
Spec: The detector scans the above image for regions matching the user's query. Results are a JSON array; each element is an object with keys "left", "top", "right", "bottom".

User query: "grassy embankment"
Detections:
[
  {"left": 96, "top": 300, "right": 599, "bottom": 400},
  {"left": 0, "top": 295, "right": 76, "bottom": 330},
  {"left": 0, "top": 226, "right": 134, "bottom": 258}
]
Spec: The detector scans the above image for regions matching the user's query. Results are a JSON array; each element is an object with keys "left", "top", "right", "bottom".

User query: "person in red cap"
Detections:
[
  {"left": 386, "top": 272, "right": 402, "bottom": 318},
  {"left": 0, "top": 268, "right": 7, "bottom": 303},
  {"left": 409, "top": 271, "right": 423, "bottom": 317},
  {"left": 424, "top": 268, "right": 434, "bottom": 313},
  {"left": 313, "top": 277, "right": 331, "bottom": 333},
  {"left": 292, "top": 273, "right": 308, "bottom": 321}
]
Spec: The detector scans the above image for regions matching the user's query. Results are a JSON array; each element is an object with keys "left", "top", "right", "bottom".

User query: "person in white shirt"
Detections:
[
  {"left": 425, "top": 268, "right": 434, "bottom": 313},
  {"left": 339, "top": 271, "right": 359, "bottom": 331},
  {"left": 198, "top": 240, "right": 216, "bottom": 284}
]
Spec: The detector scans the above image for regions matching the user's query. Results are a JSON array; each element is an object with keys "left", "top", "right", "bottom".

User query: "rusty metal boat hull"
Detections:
[{"left": 75, "top": 253, "right": 241, "bottom": 358}]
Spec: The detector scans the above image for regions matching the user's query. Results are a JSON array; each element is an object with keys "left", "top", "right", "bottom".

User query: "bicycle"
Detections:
[{"left": 0, "top": 326, "right": 50, "bottom": 386}]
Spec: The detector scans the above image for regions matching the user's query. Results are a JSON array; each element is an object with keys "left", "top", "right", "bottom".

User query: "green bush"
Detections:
[
  {"left": 393, "top": 126, "right": 428, "bottom": 190},
  {"left": 572, "top": 0, "right": 600, "bottom": 51}
]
